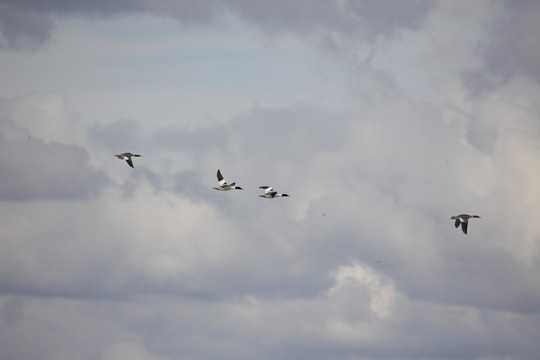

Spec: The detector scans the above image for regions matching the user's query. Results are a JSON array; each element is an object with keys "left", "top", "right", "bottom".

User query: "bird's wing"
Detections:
[
  {"left": 218, "top": 169, "right": 227, "bottom": 186},
  {"left": 454, "top": 219, "right": 460, "bottom": 228},
  {"left": 461, "top": 222, "right": 468, "bottom": 235},
  {"left": 268, "top": 191, "right": 277, "bottom": 197},
  {"left": 126, "top": 159, "right": 134, "bottom": 168},
  {"left": 260, "top": 186, "right": 274, "bottom": 194}
]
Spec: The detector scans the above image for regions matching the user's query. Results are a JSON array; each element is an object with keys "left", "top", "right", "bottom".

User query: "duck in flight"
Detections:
[
  {"left": 259, "top": 186, "right": 289, "bottom": 199},
  {"left": 450, "top": 214, "right": 481, "bottom": 234},
  {"left": 115, "top": 152, "right": 141, "bottom": 168},
  {"left": 213, "top": 169, "right": 243, "bottom": 191}
]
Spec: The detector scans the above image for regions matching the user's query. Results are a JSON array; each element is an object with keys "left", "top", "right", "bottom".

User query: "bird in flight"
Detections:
[
  {"left": 450, "top": 214, "right": 481, "bottom": 234},
  {"left": 115, "top": 152, "right": 141, "bottom": 168},
  {"left": 258, "top": 186, "right": 289, "bottom": 199},
  {"left": 213, "top": 169, "right": 243, "bottom": 191}
]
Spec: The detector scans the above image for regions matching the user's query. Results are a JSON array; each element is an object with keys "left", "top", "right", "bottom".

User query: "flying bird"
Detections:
[
  {"left": 213, "top": 169, "right": 243, "bottom": 191},
  {"left": 450, "top": 214, "right": 481, "bottom": 235},
  {"left": 115, "top": 152, "right": 141, "bottom": 168},
  {"left": 258, "top": 186, "right": 289, "bottom": 199}
]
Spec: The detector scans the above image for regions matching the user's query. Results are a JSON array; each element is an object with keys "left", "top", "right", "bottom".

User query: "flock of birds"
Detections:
[
  {"left": 115, "top": 152, "right": 479, "bottom": 234},
  {"left": 213, "top": 169, "right": 289, "bottom": 198},
  {"left": 114, "top": 153, "right": 290, "bottom": 199}
]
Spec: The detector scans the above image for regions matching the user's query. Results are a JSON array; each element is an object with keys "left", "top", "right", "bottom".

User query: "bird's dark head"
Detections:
[
  {"left": 282, "top": 194, "right": 289, "bottom": 197},
  {"left": 236, "top": 187, "right": 243, "bottom": 190},
  {"left": 473, "top": 215, "right": 481, "bottom": 218}
]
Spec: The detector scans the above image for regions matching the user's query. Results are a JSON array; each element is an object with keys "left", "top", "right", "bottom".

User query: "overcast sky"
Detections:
[{"left": 1, "top": 1, "right": 540, "bottom": 359}]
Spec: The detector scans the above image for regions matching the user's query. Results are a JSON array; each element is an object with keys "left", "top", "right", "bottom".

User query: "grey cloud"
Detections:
[
  {"left": 88, "top": 118, "right": 170, "bottom": 195},
  {"left": 485, "top": 0, "right": 540, "bottom": 79},
  {"left": 0, "top": 128, "right": 108, "bottom": 200},
  {"left": 0, "top": 92, "right": 109, "bottom": 200},
  {"left": 7, "top": 91, "right": 538, "bottom": 317},
  {"left": 1, "top": 296, "right": 25, "bottom": 326},
  {"left": 37, "top": 85, "right": 533, "bottom": 315},
  {"left": 147, "top": 102, "right": 348, "bottom": 209},
  {"left": 157, "top": 0, "right": 433, "bottom": 42},
  {"left": 0, "top": 0, "right": 144, "bottom": 50},
  {"left": 71, "top": 285, "right": 540, "bottom": 360},
  {"left": 0, "top": 0, "right": 434, "bottom": 50},
  {"left": 2, "top": 292, "right": 538, "bottom": 360},
  {"left": 88, "top": 118, "right": 143, "bottom": 154},
  {"left": 150, "top": 102, "right": 346, "bottom": 157},
  {"left": 1, "top": 0, "right": 146, "bottom": 15},
  {"left": 463, "top": 0, "right": 540, "bottom": 92},
  {"left": 2, "top": 2, "right": 540, "bottom": 357},
  {"left": 0, "top": 103, "right": 345, "bottom": 301},
  {"left": 0, "top": 3, "right": 54, "bottom": 50},
  {"left": 1, "top": 91, "right": 540, "bottom": 359},
  {"left": 1, "top": 79, "right": 537, "bottom": 333},
  {"left": 344, "top": 0, "right": 432, "bottom": 33}
]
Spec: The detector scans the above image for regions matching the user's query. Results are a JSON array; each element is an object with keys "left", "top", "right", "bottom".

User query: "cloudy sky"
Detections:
[{"left": 1, "top": 0, "right": 540, "bottom": 359}]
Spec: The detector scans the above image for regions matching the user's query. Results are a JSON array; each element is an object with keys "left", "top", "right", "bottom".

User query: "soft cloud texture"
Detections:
[
  {"left": 0, "top": 0, "right": 433, "bottom": 49},
  {"left": 1, "top": 1, "right": 540, "bottom": 360},
  {"left": 0, "top": 92, "right": 108, "bottom": 200}
]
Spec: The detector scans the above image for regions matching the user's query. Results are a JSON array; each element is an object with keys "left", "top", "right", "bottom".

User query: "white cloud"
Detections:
[{"left": 329, "top": 262, "right": 396, "bottom": 319}]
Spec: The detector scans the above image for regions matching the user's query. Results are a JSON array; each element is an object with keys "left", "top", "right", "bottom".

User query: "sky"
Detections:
[{"left": 1, "top": 0, "right": 540, "bottom": 359}]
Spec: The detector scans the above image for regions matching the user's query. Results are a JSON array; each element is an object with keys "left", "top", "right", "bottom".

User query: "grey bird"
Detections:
[
  {"left": 213, "top": 169, "right": 243, "bottom": 191},
  {"left": 115, "top": 152, "right": 141, "bottom": 168},
  {"left": 259, "top": 186, "right": 289, "bottom": 199},
  {"left": 450, "top": 214, "right": 481, "bottom": 235}
]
